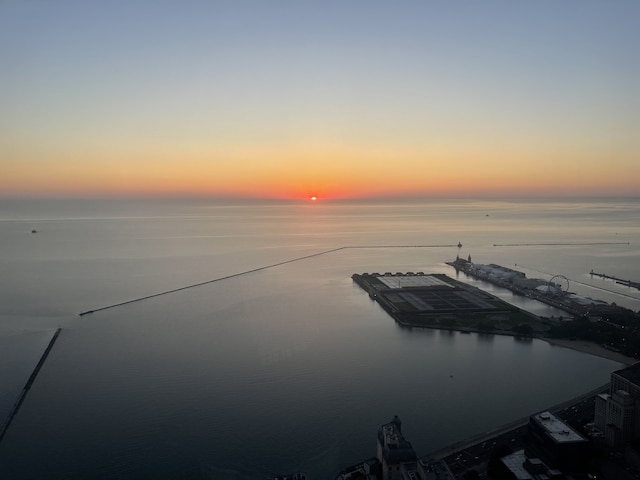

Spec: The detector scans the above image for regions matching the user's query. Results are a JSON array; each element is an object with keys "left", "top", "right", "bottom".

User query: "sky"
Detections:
[{"left": 1, "top": 1, "right": 639, "bottom": 200}]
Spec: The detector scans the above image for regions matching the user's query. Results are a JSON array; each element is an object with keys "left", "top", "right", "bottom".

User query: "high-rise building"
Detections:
[
  {"left": 611, "top": 363, "right": 640, "bottom": 402},
  {"left": 376, "top": 416, "right": 417, "bottom": 480},
  {"left": 595, "top": 362, "right": 640, "bottom": 448}
]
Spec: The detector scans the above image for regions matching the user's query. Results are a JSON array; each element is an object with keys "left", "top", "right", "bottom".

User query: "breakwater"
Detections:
[
  {"left": 0, "top": 328, "right": 62, "bottom": 444},
  {"left": 590, "top": 271, "right": 640, "bottom": 290},
  {"left": 79, "top": 244, "right": 459, "bottom": 316},
  {"left": 493, "top": 242, "right": 630, "bottom": 247}
]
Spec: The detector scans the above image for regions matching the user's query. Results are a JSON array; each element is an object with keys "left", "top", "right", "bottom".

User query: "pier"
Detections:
[
  {"left": 0, "top": 328, "right": 62, "bottom": 444},
  {"left": 590, "top": 270, "right": 640, "bottom": 290},
  {"left": 352, "top": 272, "right": 544, "bottom": 336},
  {"left": 517, "top": 264, "right": 640, "bottom": 302}
]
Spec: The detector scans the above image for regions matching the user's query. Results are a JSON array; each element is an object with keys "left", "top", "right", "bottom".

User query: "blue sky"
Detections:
[{"left": 1, "top": 1, "right": 639, "bottom": 198}]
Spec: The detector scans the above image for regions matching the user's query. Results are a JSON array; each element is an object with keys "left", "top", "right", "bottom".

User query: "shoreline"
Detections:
[
  {"left": 394, "top": 316, "right": 638, "bottom": 366},
  {"left": 543, "top": 337, "right": 637, "bottom": 365},
  {"left": 395, "top": 315, "right": 638, "bottom": 366}
]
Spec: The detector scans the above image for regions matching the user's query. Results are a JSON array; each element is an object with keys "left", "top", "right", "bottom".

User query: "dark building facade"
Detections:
[
  {"left": 376, "top": 416, "right": 417, "bottom": 480},
  {"left": 525, "top": 411, "right": 588, "bottom": 473}
]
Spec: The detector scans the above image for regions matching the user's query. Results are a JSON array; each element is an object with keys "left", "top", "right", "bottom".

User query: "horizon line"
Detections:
[{"left": 1, "top": 192, "right": 639, "bottom": 202}]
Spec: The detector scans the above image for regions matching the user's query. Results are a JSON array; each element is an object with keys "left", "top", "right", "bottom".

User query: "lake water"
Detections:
[{"left": 0, "top": 197, "right": 638, "bottom": 479}]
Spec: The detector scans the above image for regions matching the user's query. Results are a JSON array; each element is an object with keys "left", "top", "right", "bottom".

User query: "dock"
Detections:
[{"left": 590, "top": 270, "right": 640, "bottom": 290}]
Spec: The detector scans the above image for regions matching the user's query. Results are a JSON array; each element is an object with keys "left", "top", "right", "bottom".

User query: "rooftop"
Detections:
[
  {"left": 612, "top": 362, "right": 640, "bottom": 385},
  {"left": 378, "top": 416, "right": 417, "bottom": 465},
  {"left": 532, "top": 412, "right": 586, "bottom": 444},
  {"left": 501, "top": 450, "right": 533, "bottom": 480},
  {"left": 352, "top": 272, "right": 533, "bottom": 330},
  {"left": 377, "top": 275, "right": 452, "bottom": 289}
]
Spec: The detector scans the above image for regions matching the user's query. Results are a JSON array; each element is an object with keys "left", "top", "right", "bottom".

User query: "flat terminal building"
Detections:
[{"left": 352, "top": 272, "right": 524, "bottom": 328}]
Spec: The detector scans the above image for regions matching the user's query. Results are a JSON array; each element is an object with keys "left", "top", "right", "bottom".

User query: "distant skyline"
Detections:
[{"left": 1, "top": 1, "right": 639, "bottom": 199}]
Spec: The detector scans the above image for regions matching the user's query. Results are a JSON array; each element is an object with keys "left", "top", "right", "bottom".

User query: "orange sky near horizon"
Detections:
[
  {"left": 3, "top": 139, "right": 638, "bottom": 200},
  {"left": 2, "top": 2, "right": 639, "bottom": 200}
]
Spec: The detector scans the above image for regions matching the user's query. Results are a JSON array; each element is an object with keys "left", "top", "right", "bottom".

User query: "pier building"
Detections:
[{"left": 352, "top": 272, "right": 538, "bottom": 334}]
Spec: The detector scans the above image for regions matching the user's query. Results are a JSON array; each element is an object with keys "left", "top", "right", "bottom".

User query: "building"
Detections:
[
  {"left": 611, "top": 363, "right": 640, "bottom": 401},
  {"left": 473, "top": 264, "right": 526, "bottom": 284},
  {"left": 525, "top": 411, "right": 588, "bottom": 472},
  {"left": 376, "top": 416, "right": 417, "bottom": 480},
  {"left": 336, "top": 458, "right": 380, "bottom": 480},
  {"left": 499, "top": 449, "right": 565, "bottom": 480},
  {"left": 337, "top": 417, "right": 421, "bottom": 480},
  {"left": 595, "top": 362, "right": 640, "bottom": 448},
  {"left": 595, "top": 393, "right": 609, "bottom": 431},
  {"left": 606, "top": 390, "right": 634, "bottom": 447},
  {"left": 495, "top": 412, "right": 588, "bottom": 479}
]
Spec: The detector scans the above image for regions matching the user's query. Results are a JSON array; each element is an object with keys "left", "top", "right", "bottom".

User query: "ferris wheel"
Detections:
[{"left": 549, "top": 275, "right": 570, "bottom": 294}]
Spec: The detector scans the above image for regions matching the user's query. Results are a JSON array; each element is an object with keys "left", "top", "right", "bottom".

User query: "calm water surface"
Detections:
[{"left": 0, "top": 198, "right": 638, "bottom": 479}]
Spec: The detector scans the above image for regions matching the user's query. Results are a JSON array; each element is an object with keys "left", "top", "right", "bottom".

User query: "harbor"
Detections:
[
  {"left": 340, "top": 271, "right": 639, "bottom": 479},
  {"left": 342, "top": 258, "right": 640, "bottom": 478}
]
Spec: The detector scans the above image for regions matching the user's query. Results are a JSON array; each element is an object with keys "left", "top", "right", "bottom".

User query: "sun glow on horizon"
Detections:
[{"left": 1, "top": 2, "right": 638, "bottom": 200}]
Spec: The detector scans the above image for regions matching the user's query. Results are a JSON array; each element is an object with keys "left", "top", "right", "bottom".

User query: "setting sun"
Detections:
[{"left": 310, "top": 196, "right": 317, "bottom": 201}]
